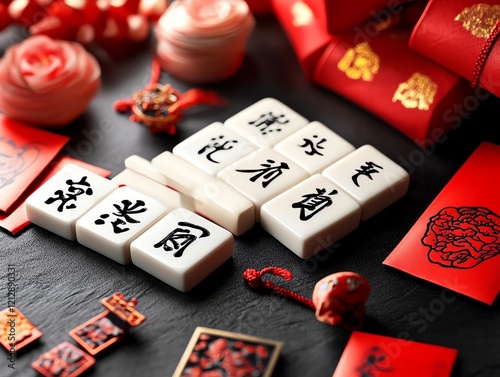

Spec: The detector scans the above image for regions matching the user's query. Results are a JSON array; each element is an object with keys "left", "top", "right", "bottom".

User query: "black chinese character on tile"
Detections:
[
  {"left": 198, "top": 135, "right": 238, "bottom": 163},
  {"left": 298, "top": 135, "right": 326, "bottom": 156},
  {"left": 248, "top": 112, "right": 289, "bottom": 135},
  {"left": 292, "top": 187, "right": 338, "bottom": 220},
  {"left": 45, "top": 176, "right": 93, "bottom": 212},
  {"left": 236, "top": 159, "right": 289, "bottom": 188},
  {"left": 352, "top": 161, "right": 383, "bottom": 187},
  {"left": 154, "top": 221, "right": 210, "bottom": 258},
  {"left": 94, "top": 199, "right": 147, "bottom": 234}
]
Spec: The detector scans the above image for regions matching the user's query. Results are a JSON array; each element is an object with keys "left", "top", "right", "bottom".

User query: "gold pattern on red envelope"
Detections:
[
  {"left": 337, "top": 42, "right": 380, "bottom": 81},
  {"left": 454, "top": 4, "right": 500, "bottom": 38},
  {"left": 392, "top": 73, "right": 437, "bottom": 110},
  {"left": 291, "top": 1, "right": 313, "bottom": 26},
  {"left": 0, "top": 307, "right": 42, "bottom": 351}
]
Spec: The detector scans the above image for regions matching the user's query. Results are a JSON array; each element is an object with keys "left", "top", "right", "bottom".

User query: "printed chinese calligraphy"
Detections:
[
  {"left": 352, "top": 162, "right": 383, "bottom": 187},
  {"left": 298, "top": 135, "right": 326, "bottom": 156},
  {"left": 236, "top": 159, "right": 290, "bottom": 188},
  {"left": 154, "top": 221, "right": 210, "bottom": 257},
  {"left": 45, "top": 177, "right": 93, "bottom": 212},
  {"left": 292, "top": 187, "right": 338, "bottom": 221},
  {"left": 94, "top": 199, "right": 147, "bottom": 234},
  {"left": 198, "top": 135, "right": 238, "bottom": 163},
  {"left": 249, "top": 112, "right": 289, "bottom": 135}
]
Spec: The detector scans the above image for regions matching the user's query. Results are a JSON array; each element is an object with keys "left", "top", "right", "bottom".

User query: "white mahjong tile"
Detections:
[
  {"left": 131, "top": 208, "right": 233, "bottom": 292},
  {"left": 217, "top": 147, "right": 309, "bottom": 221},
  {"left": 152, "top": 152, "right": 255, "bottom": 235},
  {"left": 124, "top": 155, "right": 170, "bottom": 186},
  {"left": 111, "top": 168, "right": 183, "bottom": 209},
  {"left": 25, "top": 164, "right": 117, "bottom": 240},
  {"left": 261, "top": 174, "right": 361, "bottom": 259},
  {"left": 75, "top": 186, "right": 168, "bottom": 264},
  {"left": 173, "top": 122, "right": 258, "bottom": 176},
  {"left": 274, "top": 121, "right": 355, "bottom": 174},
  {"left": 224, "top": 98, "right": 309, "bottom": 147},
  {"left": 322, "top": 145, "right": 410, "bottom": 221}
]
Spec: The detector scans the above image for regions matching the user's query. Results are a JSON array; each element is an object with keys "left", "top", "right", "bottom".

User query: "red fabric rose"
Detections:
[
  {"left": 422, "top": 207, "right": 500, "bottom": 268},
  {"left": 0, "top": 35, "right": 101, "bottom": 128}
]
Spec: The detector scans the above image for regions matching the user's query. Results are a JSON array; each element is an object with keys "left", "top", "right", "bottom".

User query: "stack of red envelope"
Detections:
[{"left": 271, "top": 0, "right": 480, "bottom": 147}]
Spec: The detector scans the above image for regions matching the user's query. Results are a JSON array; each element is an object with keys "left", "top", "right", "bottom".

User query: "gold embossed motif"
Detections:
[
  {"left": 455, "top": 3, "right": 500, "bottom": 38},
  {"left": 291, "top": 1, "right": 313, "bottom": 26},
  {"left": 337, "top": 42, "right": 380, "bottom": 81},
  {"left": 392, "top": 73, "right": 437, "bottom": 110}
]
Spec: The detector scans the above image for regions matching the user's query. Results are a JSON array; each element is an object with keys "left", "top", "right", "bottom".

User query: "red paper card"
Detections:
[
  {"left": 0, "top": 116, "right": 69, "bottom": 213},
  {"left": 333, "top": 331, "right": 457, "bottom": 377},
  {"left": 384, "top": 142, "right": 500, "bottom": 304},
  {"left": 0, "top": 155, "right": 111, "bottom": 235}
]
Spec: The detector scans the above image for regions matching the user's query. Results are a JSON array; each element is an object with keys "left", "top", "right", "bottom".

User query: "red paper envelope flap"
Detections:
[
  {"left": 0, "top": 115, "right": 69, "bottom": 213},
  {"left": 410, "top": 0, "right": 500, "bottom": 95},
  {"left": 312, "top": 27, "right": 473, "bottom": 146},
  {"left": 333, "top": 331, "right": 457, "bottom": 377},
  {"left": 384, "top": 142, "right": 500, "bottom": 305},
  {"left": 271, "top": 0, "right": 332, "bottom": 79}
]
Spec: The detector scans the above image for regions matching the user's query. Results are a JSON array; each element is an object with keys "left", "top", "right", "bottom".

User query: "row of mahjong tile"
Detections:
[{"left": 25, "top": 98, "right": 409, "bottom": 292}]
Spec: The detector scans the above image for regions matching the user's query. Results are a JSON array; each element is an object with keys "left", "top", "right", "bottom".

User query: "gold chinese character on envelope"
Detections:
[
  {"left": 337, "top": 42, "right": 380, "bottom": 81},
  {"left": 455, "top": 3, "right": 500, "bottom": 38},
  {"left": 392, "top": 72, "right": 437, "bottom": 110}
]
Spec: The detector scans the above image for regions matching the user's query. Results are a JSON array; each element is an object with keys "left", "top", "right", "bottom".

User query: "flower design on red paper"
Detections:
[
  {"left": 181, "top": 334, "right": 273, "bottom": 377},
  {"left": 422, "top": 207, "right": 500, "bottom": 268}
]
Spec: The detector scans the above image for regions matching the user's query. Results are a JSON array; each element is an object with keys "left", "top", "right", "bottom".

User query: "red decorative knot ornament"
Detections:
[
  {"left": 0, "top": 35, "right": 101, "bottom": 128},
  {"left": 113, "top": 58, "right": 225, "bottom": 134},
  {"left": 243, "top": 267, "right": 370, "bottom": 331}
]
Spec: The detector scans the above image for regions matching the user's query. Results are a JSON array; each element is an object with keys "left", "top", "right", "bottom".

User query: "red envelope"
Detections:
[
  {"left": 0, "top": 155, "right": 111, "bottom": 235},
  {"left": 333, "top": 331, "right": 457, "bottom": 377},
  {"left": 384, "top": 142, "right": 500, "bottom": 305},
  {"left": 410, "top": 0, "right": 500, "bottom": 97},
  {"left": 271, "top": 0, "right": 473, "bottom": 147},
  {"left": 0, "top": 115, "right": 69, "bottom": 213}
]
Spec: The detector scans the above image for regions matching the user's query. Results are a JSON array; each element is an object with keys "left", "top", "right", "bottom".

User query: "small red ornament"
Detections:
[
  {"left": 68, "top": 292, "right": 146, "bottom": 355},
  {"left": 243, "top": 267, "right": 370, "bottom": 331},
  {"left": 113, "top": 58, "right": 225, "bottom": 134}
]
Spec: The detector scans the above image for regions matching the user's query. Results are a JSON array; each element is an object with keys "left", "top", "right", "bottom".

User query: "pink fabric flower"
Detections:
[{"left": 0, "top": 35, "right": 101, "bottom": 127}]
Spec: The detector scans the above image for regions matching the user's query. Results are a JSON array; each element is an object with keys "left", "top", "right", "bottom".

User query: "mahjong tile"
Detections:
[
  {"left": 75, "top": 186, "right": 169, "bottom": 264},
  {"left": 224, "top": 98, "right": 309, "bottom": 147},
  {"left": 261, "top": 174, "right": 361, "bottom": 259},
  {"left": 322, "top": 145, "right": 409, "bottom": 221},
  {"left": 274, "top": 121, "right": 355, "bottom": 174},
  {"left": 25, "top": 164, "right": 117, "bottom": 240},
  {"left": 217, "top": 147, "right": 309, "bottom": 221},
  {"left": 111, "top": 168, "right": 183, "bottom": 209},
  {"left": 173, "top": 122, "right": 258, "bottom": 175},
  {"left": 152, "top": 151, "right": 255, "bottom": 235},
  {"left": 131, "top": 208, "right": 233, "bottom": 292},
  {"left": 124, "top": 154, "right": 170, "bottom": 186}
]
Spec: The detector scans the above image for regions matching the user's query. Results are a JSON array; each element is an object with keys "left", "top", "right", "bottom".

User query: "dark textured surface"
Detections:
[{"left": 1, "top": 14, "right": 500, "bottom": 377}]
